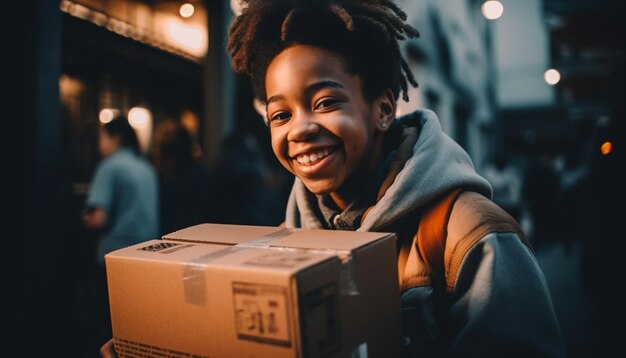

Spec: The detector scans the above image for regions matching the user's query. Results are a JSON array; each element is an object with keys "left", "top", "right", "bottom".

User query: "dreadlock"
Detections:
[{"left": 227, "top": 0, "right": 419, "bottom": 103}]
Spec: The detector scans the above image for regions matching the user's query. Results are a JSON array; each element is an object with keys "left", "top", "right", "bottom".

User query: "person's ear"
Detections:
[{"left": 375, "top": 89, "right": 396, "bottom": 132}]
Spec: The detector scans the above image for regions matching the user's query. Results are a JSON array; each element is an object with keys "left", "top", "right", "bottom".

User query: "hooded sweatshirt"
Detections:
[{"left": 284, "top": 109, "right": 566, "bottom": 357}]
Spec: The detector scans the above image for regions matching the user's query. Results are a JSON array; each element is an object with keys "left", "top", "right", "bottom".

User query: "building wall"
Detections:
[
  {"left": 492, "top": 0, "right": 555, "bottom": 108},
  {"left": 397, "top": 0, "right": 496, "bottom": 170}
]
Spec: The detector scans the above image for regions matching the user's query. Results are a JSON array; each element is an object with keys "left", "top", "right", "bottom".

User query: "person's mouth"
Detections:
[
  {"left": 290, "top": 146, "right": 339, "bottom": 175},
  {"left": 293, "top": 147, "right": 334, "bottom": 165}
]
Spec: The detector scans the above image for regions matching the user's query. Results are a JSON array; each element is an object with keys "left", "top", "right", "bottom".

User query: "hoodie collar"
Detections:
[{"left": 316, "top": 147, "right": 395, "bottom": 231}]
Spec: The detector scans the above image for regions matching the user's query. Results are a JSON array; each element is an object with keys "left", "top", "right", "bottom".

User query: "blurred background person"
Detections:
[
  {"left": 207, "top": 131, "right": 289, "bottom": 226},
  {"left": 151, "top": 119, "right": 211, "bottom": 235},
  {"left": 522, "top": 150, "right": 562, "bottom": 249},
  {"left": 83, "top": 115, "right": 160, "bottom": 347},
  {"left": 482, "top": 152, "right": 523, "bottom": 222}
]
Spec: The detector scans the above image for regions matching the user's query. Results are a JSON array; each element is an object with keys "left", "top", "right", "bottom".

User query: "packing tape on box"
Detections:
[
  {"left": 182, "top": 228, "right": 294, "bottom": 305},
  {"left": 339, "top": 255, "right": 360, "bottom": 296},
  {"left": 182, "top": 227, "right": 360, "bottom": 305},
  {"left": 183, "top": 246, "right": 248, "bottom": 305},
  {"left": 235, "top": 227, "right": 293, "bottom": 248}
]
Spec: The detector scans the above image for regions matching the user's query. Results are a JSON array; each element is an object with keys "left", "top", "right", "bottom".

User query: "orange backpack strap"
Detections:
[
  {"left": 398, "top": 189, "right": 530, "bottom": 294},
  {"left": 398, "top": 189, "right": 463, "bottom": 292}
]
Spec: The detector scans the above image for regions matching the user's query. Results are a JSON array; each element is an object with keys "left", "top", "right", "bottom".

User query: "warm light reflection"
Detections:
[
  {"left": 179, "top": 3, "right": 194, "bottom": 18},
  {"left": 68, "top": 2, "right": 91, "bottom": 20},
  {"left": 61, "top": 0, "right": 206, "bottom": 62},
  {"left": 230, "top": 0, "right": 243, "bottom": 16},
  {"left": 482, "top": 1, "right": 504, "bottom": 20},
  {"left": 59, "top": 74, "right": 83, "bottom": 103},
  {"left": 128, "top": 107, "right": 151, "bottom": 129},
  {"left": 99, "top": 109, "right": 119, "bottom": 124},
  {"left": 167, "top": 20, "right": 204, "bottom": 51},
  {"left": 601, "top": 141, "right": 613, "bottom": 155},
  {"left": 253, "top": 98, "right": 267, "bottom": 120},
  {"left": 181, "top": 110, "right": 200, "bottom": 137},
  {"left": 544, "top": 68, "right": 561, "bottom": 85},
  {"left": 128, "top": 107, "right": 153, "bottom": 154}
]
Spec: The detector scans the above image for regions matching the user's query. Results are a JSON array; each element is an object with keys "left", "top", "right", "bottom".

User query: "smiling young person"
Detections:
[
  {"left": 95, "top": 1, "right": 566, "bottom": 357},
  {"left": 223, "top": 0, "right": 566, "bottom": 357}
]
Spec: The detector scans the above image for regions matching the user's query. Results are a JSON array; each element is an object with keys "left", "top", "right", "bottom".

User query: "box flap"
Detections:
[
  {"left": 162, "top": 223, "right": 285, "bottom": 245},
  {"left": 267, "top": 228, "right": 395, "bottom": 251},
  {"left": 162, "top": 223, "right": 395, "bottom": 252}
]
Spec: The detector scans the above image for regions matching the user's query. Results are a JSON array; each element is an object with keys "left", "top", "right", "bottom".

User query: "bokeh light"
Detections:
[
  {"left": 179, "top": 3, "right": 194, "bottom": 18},
  {"left": 544, "top": 68, "right": 561, "bottom": 85},
  {"left": 482, "top": 1, "right": 504, "bottom": 20},
  {"left": 128, "top": 107, "right": 151, "bottom": 129},
  {"left": 99, "top": 108, "right": 118, "bottom": 124}
]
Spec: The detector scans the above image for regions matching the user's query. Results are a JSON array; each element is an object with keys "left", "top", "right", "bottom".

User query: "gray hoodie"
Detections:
[{"left": 284, "top": 109, "right": 566, "bottom": 357}]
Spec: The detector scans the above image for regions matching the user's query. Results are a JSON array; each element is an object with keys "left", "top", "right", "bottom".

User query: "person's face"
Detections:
[
  {"left": 98, "top": 128, "right": 119, "bottom": 157},
  {"left": 265, "top": 44, "right": 395, "bottom": 196}
]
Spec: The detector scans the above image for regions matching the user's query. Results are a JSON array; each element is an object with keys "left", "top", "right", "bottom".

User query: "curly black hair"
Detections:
[{"left": 227, "top": 0, "right": 419, "bottom": 103}]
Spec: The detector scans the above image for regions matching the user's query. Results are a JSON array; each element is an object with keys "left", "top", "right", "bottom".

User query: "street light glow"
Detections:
[
  {"left": 544, "top": 68, "right": 561, "bottom": 85},
  {"left": 482, "top": 1, "right": 504, "bottom": 20}
]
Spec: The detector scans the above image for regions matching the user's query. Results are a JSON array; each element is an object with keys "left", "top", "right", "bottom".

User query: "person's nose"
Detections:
[{"left": 287, "top": 111, "right": 320, "bottom": 142}]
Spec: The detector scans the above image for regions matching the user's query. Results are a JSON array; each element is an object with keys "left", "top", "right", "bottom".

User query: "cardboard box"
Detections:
[{"left": 105, "top": 223, "right": 401, "bottom": 358}]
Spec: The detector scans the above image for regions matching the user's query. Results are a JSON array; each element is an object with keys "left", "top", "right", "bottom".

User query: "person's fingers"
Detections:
[{"left": 99, "top": 338, "right": 117, "bottom": 358}]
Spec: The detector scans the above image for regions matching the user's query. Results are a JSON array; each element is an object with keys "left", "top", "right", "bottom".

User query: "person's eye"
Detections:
[
  {"left": 269, "top": 111, "right": 291, "bottom": 124},
  {"left": 314, "top": 98, "right": 340, "bottom": 111}
]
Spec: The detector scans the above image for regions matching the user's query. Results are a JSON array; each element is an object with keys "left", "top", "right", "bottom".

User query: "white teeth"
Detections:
[{"left": 295, "top": 148, "right": 331, "bottom": 164}]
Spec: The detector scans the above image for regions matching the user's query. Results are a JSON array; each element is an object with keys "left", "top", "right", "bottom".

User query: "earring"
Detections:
[{"left": 380, "top": 122, "right": 387, "bottom": 129}]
